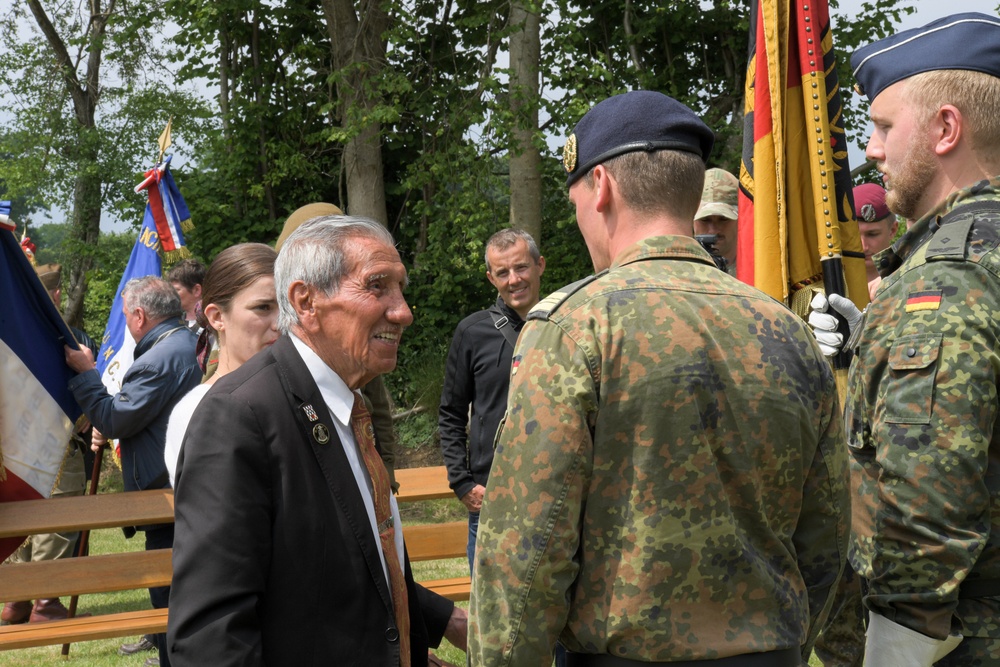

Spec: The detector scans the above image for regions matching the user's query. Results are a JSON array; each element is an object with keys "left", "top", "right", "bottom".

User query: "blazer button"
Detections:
[{"left": 385, "top": 627, "right": 399, "bottom": 642}]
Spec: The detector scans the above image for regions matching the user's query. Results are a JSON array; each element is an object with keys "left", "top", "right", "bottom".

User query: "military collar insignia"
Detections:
[{"left": 563, "top": 134, "right": 578, "bottom": 174}]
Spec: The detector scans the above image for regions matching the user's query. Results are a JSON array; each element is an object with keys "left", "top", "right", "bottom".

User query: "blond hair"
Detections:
[{"left": 907, "top": 70, "right": 1000, "bottom": 164}]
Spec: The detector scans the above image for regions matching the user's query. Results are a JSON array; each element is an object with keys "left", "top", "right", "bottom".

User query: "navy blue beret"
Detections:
[
  {"left": 852, "top": 12, "right": 1000, "bottom": 103},
  {"left": 563, "top": 91, "right": 714, "bottom": 186}
]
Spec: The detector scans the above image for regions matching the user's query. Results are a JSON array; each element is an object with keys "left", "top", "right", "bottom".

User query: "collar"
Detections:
[
  {"left": 289, "top": 333, "right": 355, "bottom": 429},
  {"left": 493, "top": 296, "right": 525, "bottom": 325},
  {"left": 611, "top": 234, "right": 717, "bottom": 270},
  {"left": 134, "top": 318, "right": 185, "bottom": 358},
  {"left": 876, "top": 175, "right": 1000, "bottom": 277}
]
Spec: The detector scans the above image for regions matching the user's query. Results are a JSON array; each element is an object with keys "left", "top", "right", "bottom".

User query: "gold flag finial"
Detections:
[{"left": 157, "top": 116, "right": 174, "bottom": 164}]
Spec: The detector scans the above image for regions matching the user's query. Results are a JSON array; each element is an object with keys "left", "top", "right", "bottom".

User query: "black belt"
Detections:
[
  {"left": 566, "top": 647, "right": 802, "bottom": 667},
  {"left": 959, "top": 578, "right": 1000, "bottom": 599}
]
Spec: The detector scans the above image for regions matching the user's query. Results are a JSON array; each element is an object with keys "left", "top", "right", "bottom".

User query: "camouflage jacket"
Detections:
[
  {"left": 846, "top": 179, "right": 1000, "bottom": 640},
  {"left": 469, "top": 235, "right": 849, "bottom": 665}
]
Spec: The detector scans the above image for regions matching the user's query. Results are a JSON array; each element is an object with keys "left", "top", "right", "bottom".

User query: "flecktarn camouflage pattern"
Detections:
[
  {"left": 846, "top": 178, "right": 1000, "bottom": 651},
  {"left": 469, "top": 235, "right": 850, "bottom": 665}
]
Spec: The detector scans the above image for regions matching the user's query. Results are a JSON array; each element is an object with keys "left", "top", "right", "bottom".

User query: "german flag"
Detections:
[
  {"left": 905, "top": 291, "right": 943, "bottom": 313},
  {"left": 737, "top": 0, "right": 868, "bottom": 320}
]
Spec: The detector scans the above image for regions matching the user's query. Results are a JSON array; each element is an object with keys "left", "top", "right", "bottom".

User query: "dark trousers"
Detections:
[{"left": 145, "top": 524, "right": 174, "bottom": 667}]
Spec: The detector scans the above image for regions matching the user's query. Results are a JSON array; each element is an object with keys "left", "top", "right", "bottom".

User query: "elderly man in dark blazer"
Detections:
[{"left": 167, "top": 216, "right": 465, "bottom": 666}]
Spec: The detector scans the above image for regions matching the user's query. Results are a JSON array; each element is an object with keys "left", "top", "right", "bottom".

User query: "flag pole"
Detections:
[{"left": 61, "top": 441, "right": 107, "bottom": 657}]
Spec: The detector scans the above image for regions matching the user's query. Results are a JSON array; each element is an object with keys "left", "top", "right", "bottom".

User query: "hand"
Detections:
[
  {"left": 460, "top": 485, "right": 485, "bottom": 513},
  {"left": 64, "top": 344, "right": 96, "bottom": 374},
  {"left": 808, "top": 292, "right": 863, "bottom": 357},
  {"left": 443, "top": 605, "right": 468, "bottom": 652},
  {"left": 91, "top": 428, "right": 108, "bottom": 452}
]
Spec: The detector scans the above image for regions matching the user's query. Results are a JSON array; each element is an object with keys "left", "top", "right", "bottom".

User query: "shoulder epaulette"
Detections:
[
  {"left": 927, "top": 199, "right": 1000, "bottom": 260},
  {"left": 528, "top": 272, "right": 604, "bottom": 321}
]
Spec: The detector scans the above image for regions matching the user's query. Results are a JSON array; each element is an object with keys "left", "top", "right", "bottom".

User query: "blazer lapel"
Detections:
[{"left": 270, "top": 336, "right": 394, "bottom": 613}]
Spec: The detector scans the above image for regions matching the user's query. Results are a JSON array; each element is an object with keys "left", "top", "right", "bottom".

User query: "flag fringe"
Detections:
[
  {"left": 180, "top": 218, "right": 194, "bottom": 234},
  {"left": 163, "top": 247, "right": 191, "bottom": 263}
]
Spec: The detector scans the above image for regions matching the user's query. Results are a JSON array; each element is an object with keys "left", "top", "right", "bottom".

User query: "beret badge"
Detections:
[
  {"left": 563, "top": 134, "right": 578, "bottom": 174},
  {"left": 860, "top": 203, "right": 877, "bottom": 222}
]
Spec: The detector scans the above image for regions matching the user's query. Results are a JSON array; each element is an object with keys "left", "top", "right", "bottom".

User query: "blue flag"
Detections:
[{"left": 95, "top": 209, "right": 163, "bottom": 393}]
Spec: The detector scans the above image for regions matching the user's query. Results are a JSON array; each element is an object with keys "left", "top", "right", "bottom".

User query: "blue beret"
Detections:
[
  {"left": 852, "top": 13, "right": 1000, "bottom": 103},
  {"left": 563, "top": 91, "right": 714, "bottom": 186}
]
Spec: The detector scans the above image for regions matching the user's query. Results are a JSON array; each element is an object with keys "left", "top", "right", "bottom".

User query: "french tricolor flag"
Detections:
[{"left": 0, "top": 225, "right": 83, "bottom": 561}]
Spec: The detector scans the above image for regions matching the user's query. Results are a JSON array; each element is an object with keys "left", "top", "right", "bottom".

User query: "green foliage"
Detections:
[
  {"left": 80, "top": 231, "right": 140, "bottom": 344},
  {"left": 395, "top": 410, "right": 439, "bottom": 450}
]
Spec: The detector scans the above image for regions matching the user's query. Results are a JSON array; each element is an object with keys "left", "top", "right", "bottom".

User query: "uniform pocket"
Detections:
[{"left": 884, "top": 333, "right": 943, "bottom": 424}]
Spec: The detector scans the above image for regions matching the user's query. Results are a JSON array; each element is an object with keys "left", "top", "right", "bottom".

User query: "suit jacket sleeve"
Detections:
[
  {"left": 168, "top": 389, "right": 271, "bottom": 666},
  {"left": 415, "top": 581, "right": 455, "bottom": 649}
]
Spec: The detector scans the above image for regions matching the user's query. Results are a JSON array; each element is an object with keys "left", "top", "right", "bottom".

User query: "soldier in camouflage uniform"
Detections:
[
  {"left": 841, "top": 13, "right": 1000, "bottom": 666},
  {"left": 469, "top": 90, "right": 850, "bottom": 667}
]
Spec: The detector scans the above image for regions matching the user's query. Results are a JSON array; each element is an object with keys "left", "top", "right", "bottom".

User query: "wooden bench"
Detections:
[
  {"left": 0, "top": 465, "right": 468, "bottom": 651},
  {"left": 0, "top": 489, "right": 175, "bottom": 650}
]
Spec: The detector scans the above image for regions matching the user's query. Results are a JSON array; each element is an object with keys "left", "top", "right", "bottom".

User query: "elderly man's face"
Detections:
[{"left": 310, "top": 236, "right": 413, "bottom": 389}]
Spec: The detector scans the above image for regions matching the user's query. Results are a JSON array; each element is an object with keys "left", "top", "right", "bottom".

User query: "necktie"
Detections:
[{"left": 351, "top": 394, "right": 410, "bottom": 666}]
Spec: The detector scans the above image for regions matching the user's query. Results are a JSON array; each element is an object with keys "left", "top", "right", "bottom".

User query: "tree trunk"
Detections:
[
  {"left": 320, "top": 0, "right": 390, "bottom": 227},
  {"left": 26, "top": 0, "right": 110, "bottom": 327},
  {"left": 508, "top": 1, "right": 542, "bottom": 244}
]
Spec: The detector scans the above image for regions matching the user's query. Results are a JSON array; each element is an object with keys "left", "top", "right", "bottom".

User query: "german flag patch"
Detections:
[
  {"left": 905, "top": 290, "right": 943, "bottom": 312},
  {"left": 511, "top": 354, "right": 522, "bottom": 376}
]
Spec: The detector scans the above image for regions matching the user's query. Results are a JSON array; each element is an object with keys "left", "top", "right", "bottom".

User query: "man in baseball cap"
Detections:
[
  {"left": 845, "top": 12, "right": 1000, "bottom": 666},
  {"left": 694, "top": 168, "right": 740, "bottom": 275}
]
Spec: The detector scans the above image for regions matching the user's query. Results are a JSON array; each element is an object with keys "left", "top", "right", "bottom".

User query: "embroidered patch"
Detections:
[
  {"left": 511, "top": 355, "right": 522, "bottom": 376},
  {"left": 905, "top": 291, "right": 942, "bottom": 312}
]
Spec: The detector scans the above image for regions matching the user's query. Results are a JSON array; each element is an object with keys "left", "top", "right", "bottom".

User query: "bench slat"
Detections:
[
  {"left": 0, "top": 550, "right": 173, "bottom": 602},
  {"left": 395, "top": 466, "right": 452, "bottom": 503},
  {"left": 423, "top": 577, "right": 471, "bottom": 602},
  {"left": 404, "top": 521, "right": 467, "bottom": 561},
  {"left": 0, "top": 489, "right": 174, "bottom": 539},
  {"left": 0, "top": 608, "right": 168, "bottom": 651}
]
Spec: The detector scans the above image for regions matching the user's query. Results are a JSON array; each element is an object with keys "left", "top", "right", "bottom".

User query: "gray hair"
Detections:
[
  {"left": 275, "top": 215, "right": 396, "bottom": 333},
  {"left": 484, "top": 228, "right": 540, "bottom": 271},
  {"left": 123, "top": 276, "right": 184, "bottom": 322}
]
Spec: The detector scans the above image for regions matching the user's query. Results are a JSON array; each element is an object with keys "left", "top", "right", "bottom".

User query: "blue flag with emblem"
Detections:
[{"left": 95, "top": 210, "right": 163, "bottom": 393}]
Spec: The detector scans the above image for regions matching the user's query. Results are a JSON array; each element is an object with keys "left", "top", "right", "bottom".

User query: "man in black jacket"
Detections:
[{"left": 439, "top": 228, "right": 545, "bottom": 572}]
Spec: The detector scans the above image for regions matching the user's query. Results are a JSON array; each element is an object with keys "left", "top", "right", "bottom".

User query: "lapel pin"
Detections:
[
  {"left": 313, "top": 423, "right": 330, "bottom": 444},
  {"left": 303, "top": 404, "right": 318, "bottom": 422}
]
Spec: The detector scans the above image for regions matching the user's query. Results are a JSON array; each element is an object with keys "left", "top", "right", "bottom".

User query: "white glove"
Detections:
[
  {"left": 808, "top": 292, "right": 863, "bottom": 357},
  {"left": 863, "top": 612, "right": 962, "bottom": 667}
]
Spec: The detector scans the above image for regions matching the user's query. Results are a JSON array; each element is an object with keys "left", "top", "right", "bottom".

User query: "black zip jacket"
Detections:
[{"left": 438, "top": 297, "right": 524, "bottom": 501}]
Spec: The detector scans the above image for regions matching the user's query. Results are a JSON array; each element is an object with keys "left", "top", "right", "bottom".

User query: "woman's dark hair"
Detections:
[{"left": 197, "top": 243, "right": 277, "bottom": 334}]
